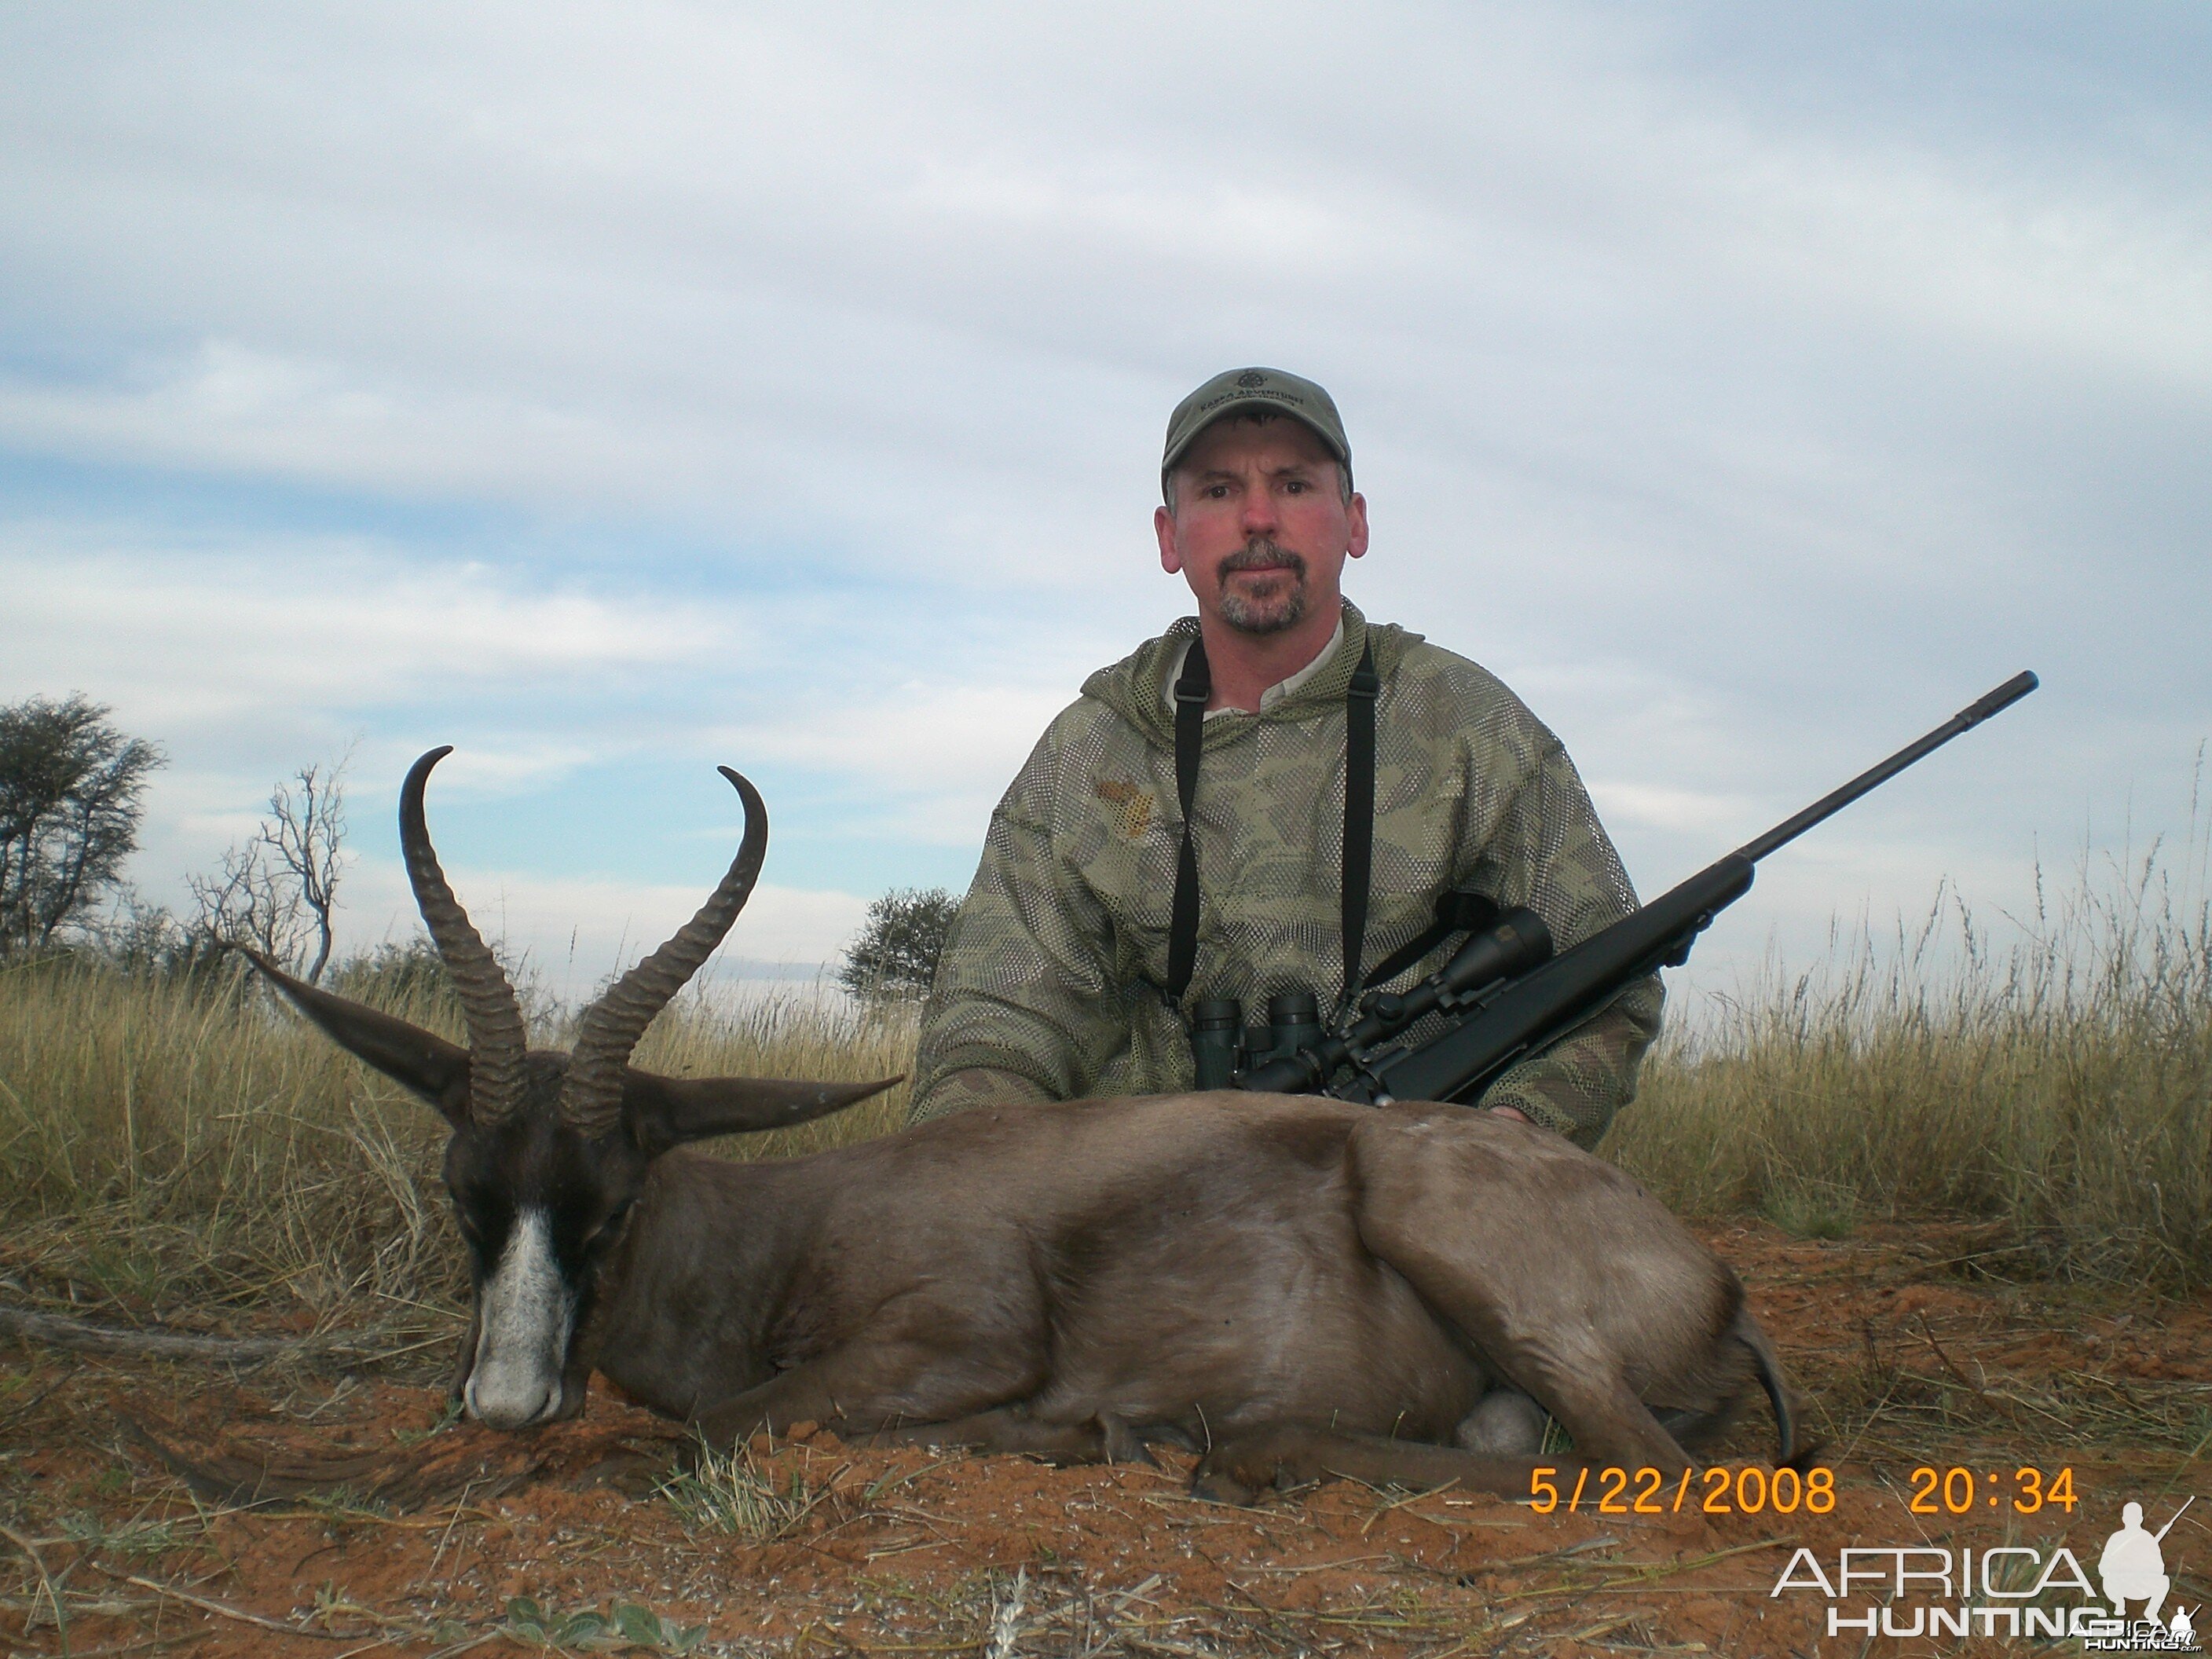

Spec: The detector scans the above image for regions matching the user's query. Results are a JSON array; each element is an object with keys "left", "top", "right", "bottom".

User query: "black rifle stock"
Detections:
[{"left": 1236, "top": 671, "right": 2038, "bottom": 1106}]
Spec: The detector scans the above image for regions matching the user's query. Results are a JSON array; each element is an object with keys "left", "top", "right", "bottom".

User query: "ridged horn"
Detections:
[
  {"left": 562, "top": 767, "right": 767, "bottom": 1137},
  {"left": 400, "top": 747, "right": 530, "bottom": 1126}
]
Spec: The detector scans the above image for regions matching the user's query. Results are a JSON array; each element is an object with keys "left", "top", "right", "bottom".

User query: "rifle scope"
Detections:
[{"left": 1235, "top": 907, "right": 1553, "bottom": 1093}]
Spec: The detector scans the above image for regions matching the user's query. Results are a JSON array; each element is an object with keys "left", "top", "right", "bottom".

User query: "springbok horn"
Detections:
[
  {"left": 400, "top": 747, "right": 531, "bottom": 1126},
  {"left": 562, "top": 767, "right": 767, "bottom": 1137}
]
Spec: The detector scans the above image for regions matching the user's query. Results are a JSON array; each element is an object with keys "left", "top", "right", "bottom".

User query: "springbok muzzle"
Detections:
[{"left": 463, "top": 1210, "right": 575, "bottom": 1430}]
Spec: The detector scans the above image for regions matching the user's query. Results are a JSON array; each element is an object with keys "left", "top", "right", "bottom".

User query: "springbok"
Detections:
[{"left": 249, "top": 749, "right": 1804, "bottom": 1503}]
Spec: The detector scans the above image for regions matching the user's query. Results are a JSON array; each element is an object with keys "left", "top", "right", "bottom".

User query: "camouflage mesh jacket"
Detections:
[{"left": 909, "top": 602, "right": 1663, "bottom": 1148}]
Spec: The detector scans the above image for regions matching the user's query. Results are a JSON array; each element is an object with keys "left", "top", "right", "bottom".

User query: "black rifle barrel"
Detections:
[
  {"left": 1355, "top": 669, "right": 2038, "bottom": 1107},
  {"left": 1736, "top": 671, "right": 2038, "bottom": 864}
]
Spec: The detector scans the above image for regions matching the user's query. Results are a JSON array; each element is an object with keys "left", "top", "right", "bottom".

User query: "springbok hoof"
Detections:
[
  {"left": 1188, "top": 1463, "right": 1262, "bottom": 1505},
  {"left": 1097, "top": 1414, "right": 1160, "bottom": 1468},
  {"left": 1192, "top": 1429, "right": 1309, "bottom": 1503}
]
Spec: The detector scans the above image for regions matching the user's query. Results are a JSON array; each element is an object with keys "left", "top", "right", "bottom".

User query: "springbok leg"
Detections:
[
  {"left": 1192, "top": 1425, "right": 1594, "bottom": 1506},
  {"left": 690, "top": 1340, "right": 1038, "bottom": 1449},
  {"left": 1346, "top": 1109, "right": 1714, "bottom": 1474},
  {"left": 858, "top": 1409, "right": 1155, "bottom": 1466}
]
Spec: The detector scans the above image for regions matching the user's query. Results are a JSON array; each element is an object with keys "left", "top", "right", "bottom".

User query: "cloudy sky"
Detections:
[{"left": 3, "top": 2, "right": 2206, "bottom": 1005}]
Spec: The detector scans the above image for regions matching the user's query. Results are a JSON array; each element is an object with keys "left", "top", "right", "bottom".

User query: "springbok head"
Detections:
[{"left": 247, "top": 748, "right": 895, "bottom": 1430}]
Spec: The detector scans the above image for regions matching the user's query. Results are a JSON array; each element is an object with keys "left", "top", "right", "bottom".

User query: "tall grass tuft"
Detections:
[
  {"left": 1611, "top": 839, "right": 2212, "bottom": 1290},
  {"left": 0, "top": 950, "right": 912, "bottom": 1328},
  {"left": 657, "top": 1441, "right": 835, "bottom": 1540},
  {"left": 0, "top": 952, "right": 466, "bottom": 1326},
  {"left": 621, "top": 980, "right": 915, "bottom": 1160}
]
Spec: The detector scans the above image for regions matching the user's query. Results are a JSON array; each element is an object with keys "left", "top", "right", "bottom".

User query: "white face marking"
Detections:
[{"left": 464, "top": 1208, "right": 575, "bottom": 1429}]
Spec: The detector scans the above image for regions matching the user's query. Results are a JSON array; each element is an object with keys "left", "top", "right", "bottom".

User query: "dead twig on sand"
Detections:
[
  {"left": 100, "top": 1566, "right": 375, "bottom": 1641},
  {"left": 28, "top": 1637, "right": 207, "bottom": 1659},
  {"left": 0, "top": 1303, "right": 401, "bottom": 1371},
  {"left": 2, "top": 1518, "right": 69, "bottom": 1657}
]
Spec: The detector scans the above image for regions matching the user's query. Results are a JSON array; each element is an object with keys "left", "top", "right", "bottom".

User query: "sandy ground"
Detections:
[{"left": 3, "top": 1219, "right": 2209, "bottom": 1658}]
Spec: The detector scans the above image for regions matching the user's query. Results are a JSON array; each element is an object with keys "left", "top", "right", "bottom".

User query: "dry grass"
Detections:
[
  {"left": 0, "top": 953, "right": 912, "bottom": 1331},
  {"left": 0, "top": 954, "right": 464, "bottom": 1329},
  {"left": 625, "top": 976, "right": 915, "bottom": 1161},
  {"left": 1613, "top": 840, "right": 2212, "bottom": 1290},
  {"left": 657, "top": 1440, "right": 841, "bottom": 1540},
  {"left": 2, "top": 834, "right": 2207, "bottom": 1335}
]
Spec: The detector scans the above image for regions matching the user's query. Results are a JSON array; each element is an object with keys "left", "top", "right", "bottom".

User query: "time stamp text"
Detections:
[{"left": 1528, "top": 1464, "right": 2081, "bottom": 1517}]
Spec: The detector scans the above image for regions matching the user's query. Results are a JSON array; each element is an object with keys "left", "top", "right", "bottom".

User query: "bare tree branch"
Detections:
[
  {"left": 188, "top": 839, "right": 307, "bottom": 965},
  {"left": 264, "top": 753, "right": 350, "bottom": 983},
  {"left": 189, "top": 749, "right": 351, "bottom": 981}
]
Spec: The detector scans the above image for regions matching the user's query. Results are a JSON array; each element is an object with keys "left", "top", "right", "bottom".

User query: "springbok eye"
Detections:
[{"left": 583, "top": 1201, "right": 635, "bottom": 1251}]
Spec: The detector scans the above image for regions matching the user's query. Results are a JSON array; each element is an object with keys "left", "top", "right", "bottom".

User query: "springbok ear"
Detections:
[
  {"left": 621, "top": 1070, "right": 901, "bottom": 1156},
  {"left": 240, "top": 950, "right": 474, "bottom": 1124}
]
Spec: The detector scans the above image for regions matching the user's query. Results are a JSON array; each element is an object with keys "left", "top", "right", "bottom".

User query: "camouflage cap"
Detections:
[{"left": 1161, "top": 367, "right": 1352, "bottom": 502}]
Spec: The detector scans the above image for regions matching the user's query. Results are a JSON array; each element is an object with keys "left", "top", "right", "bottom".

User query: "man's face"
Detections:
[{"left": 1155, "top": 416, "right": 1368, "bottom": 637}]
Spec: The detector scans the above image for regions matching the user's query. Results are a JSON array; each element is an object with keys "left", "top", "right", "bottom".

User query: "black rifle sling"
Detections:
[
  {"left": 1162, "top": 633, "right": 1380, "bottom": 1016},
  {"left": 1339, "top": 644, "right": 1380, "bottom": 1010},
  {"left": 1163, "top": 636, "right": 1211, "bottom": 1005}
]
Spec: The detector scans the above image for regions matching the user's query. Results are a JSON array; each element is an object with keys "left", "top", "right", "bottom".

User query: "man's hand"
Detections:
[{"left": 1489, "top": 1105, "right": 1533, "bottom": 1126}]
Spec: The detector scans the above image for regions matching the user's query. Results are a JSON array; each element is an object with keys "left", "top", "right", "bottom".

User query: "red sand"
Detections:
[{"left": 3, "top": 1219, "right": 2208, "bottom": 1657}]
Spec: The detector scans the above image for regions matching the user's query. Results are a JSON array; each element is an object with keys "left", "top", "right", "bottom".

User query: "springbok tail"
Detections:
[{"left": 1731, "top": 1307, "right": 1812, "bottom": 1468}]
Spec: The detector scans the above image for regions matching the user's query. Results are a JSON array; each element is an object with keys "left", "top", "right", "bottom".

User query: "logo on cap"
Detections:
[{"left": 1236, "top": 370, "right": 1268, "bottom": 389}]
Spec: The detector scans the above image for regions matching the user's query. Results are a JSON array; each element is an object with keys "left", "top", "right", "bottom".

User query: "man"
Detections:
[{"left": 910, "top": 367, "right": 1660, "bottom": 1146}]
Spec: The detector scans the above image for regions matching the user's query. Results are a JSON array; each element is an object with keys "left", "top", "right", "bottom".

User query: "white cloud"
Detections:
[
  {"left": 1698, "top": 134, "right": 2212, "bottom": 388},
  {"left": 340, "top": 855, "right": 869, "bottom": 998},
  {"left": 3, "top": 2, "right": 2195, "bottom": 554},
  {"left": 0, "top": 526, "right": 731, "bottom": 727},
  {"left": 714, "top": 680, "right": 1072, "bottom": 842},
  {"left": 1588, "top": 781, "right": 1756, "bottom": 839},
  {"left": 0, "top": 339, "right": 688, "bottom": 506}
]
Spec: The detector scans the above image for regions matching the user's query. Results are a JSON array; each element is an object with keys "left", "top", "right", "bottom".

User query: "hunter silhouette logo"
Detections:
[{"left": 2083, "top": 1496, "right": 2200, "bottom": 1652}]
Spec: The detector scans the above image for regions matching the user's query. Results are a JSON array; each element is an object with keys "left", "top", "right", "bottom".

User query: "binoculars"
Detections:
[
  {"left": 1188, "top": 990, "right": 1328, "bottom": 1091},
  {"left": 1188, "top": 904, "right": 1558, "bottom": 1097}
]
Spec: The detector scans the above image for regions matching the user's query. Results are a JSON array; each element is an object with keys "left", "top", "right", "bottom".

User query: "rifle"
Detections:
[{"left": 1236, "top": 671, "right": 2039, "bottom": 1105}]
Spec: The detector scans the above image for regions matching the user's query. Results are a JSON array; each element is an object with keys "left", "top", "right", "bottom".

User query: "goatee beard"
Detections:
[{"left": 1216, "top": 540, "right": 1309, "bottom": 636}]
